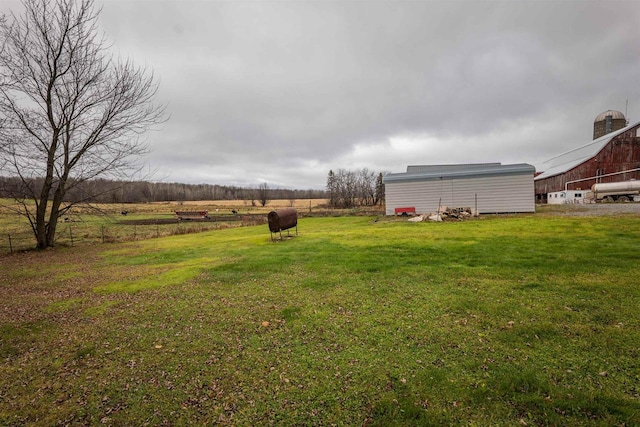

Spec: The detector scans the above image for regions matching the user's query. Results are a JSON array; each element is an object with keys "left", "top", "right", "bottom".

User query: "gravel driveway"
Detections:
[{"left": 537, "top": 203, "right": 640, "bottom": 217}]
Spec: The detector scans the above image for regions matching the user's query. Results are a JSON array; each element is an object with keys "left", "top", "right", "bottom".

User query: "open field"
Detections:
[
  {"left": 1, "top": 209, "right": 639, "bottom": 425},
  {"left": 0, "top": 198, "right": 329, "bottom": 220},
  {"left": 0, "top": 199, "right": 343, "bottom": 254},
  {"left": 165, "top": 199, "right": 329, "bottom": 210}
]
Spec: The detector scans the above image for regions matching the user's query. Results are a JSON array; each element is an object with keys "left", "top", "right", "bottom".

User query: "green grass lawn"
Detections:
[{"left": 1, "top": 214, "right": 639, "bottom": 425}]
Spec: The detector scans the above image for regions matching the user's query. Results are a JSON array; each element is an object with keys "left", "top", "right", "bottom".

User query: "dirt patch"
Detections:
[
  {"left": 119, "top": 213, "right": 268, "bottom": 225},
  {"left": 0, "top": 246, "right": 109, "bottom": 325}
]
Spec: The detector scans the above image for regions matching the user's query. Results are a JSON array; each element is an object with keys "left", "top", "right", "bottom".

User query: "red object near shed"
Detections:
[{"left": 394, "top": 206, "right": 416, "bottom": 216}]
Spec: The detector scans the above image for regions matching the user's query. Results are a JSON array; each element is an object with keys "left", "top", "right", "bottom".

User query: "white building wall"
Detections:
[
  {"left": 385, "top": 174, "right": 534, "bottom": 215},
  {"left": 547, "top": 190, "right": 591, "bottom": 205}
]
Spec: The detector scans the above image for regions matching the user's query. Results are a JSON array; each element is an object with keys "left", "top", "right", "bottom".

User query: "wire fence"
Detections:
[
  {"left": 2, "top": 216, "right": 267, "bottom": 255},
  {"left": 1, "top": 206, "right": 386, "bottom": 255}
]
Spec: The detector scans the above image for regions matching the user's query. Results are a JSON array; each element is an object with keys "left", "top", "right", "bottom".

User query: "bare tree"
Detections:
[
  {"left": 374, "top": 171, "right": 385, "bottom": 206},
  {"left": 356, "top": 168, "right": 376, "bottom": 206},
  {"left": 326, "top": 168, "right": 385, "bottom": 208},
  {"left": 257, "top": 182, "right": 269, "bottom": 207},
  {"left": 326, "top": 169, "right": 337, "bottom": 207},
  {"left": 0, "top": 0, "right": 165, "bottom": 249}
]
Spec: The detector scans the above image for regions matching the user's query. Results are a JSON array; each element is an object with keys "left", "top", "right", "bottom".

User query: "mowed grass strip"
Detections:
[{"left": 1, "top": 215, "right": 639, "bottom": 425}]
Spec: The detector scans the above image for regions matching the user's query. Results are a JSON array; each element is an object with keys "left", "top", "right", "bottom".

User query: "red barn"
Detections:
[{"left": 534, "top": 115, "right": 640, "bottom": 202}]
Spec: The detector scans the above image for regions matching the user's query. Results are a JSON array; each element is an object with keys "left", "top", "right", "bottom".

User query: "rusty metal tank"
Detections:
[{"left": 268, "top": 208, "right": 297, "bottom": 233}]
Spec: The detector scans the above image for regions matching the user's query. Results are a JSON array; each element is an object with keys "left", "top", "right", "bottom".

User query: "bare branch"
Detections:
[{"left": 0, "top": 0, "right": 166, "bottom": 248}]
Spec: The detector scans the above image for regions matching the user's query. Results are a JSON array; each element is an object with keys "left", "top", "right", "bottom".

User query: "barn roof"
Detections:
[
  {"left": 383, "top": 163, "right": 535, "bottom": 184},
  {"left": 535, "top": 120, "right": 640, "bottom": 181}
]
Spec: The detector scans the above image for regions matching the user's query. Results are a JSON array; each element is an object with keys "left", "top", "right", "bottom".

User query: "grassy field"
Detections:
[
  {"left": 1, "top": 210, "right": 639, "bottom": 425},
  {"left": 0, "top": 199, "right": 336, "bottom": 254}
]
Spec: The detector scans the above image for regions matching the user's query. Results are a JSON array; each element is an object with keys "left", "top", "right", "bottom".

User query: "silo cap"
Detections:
[{"left": 594, "top": 110, "right": 625, "bottom": 122}]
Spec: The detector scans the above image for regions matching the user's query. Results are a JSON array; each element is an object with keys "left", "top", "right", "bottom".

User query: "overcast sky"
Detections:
[{"left": 3, "top": 0, "right": 640, "bottom": 189}]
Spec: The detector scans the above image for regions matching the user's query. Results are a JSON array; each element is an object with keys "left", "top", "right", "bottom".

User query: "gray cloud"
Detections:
[{"left": 3, "top": 0, "right": 639, "bottom": 188}]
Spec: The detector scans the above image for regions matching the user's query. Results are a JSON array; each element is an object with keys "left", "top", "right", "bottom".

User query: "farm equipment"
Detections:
[
  {"left": 268, "top": 208, "right": 298, "bottom": 240},
  {"left": 590, "top": 180, "right": 640, "bottom": 202},
  {"left": 394, "top": 206, "right": 416, "bottom": 216},
  {"left": 175, "top": 210, "right": 209, "bottom": 220}
]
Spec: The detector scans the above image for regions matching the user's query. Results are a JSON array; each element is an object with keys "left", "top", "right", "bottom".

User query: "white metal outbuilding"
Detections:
[
  {"left": 546, "top": 190, "right": 590, "bottom": 205},
  {"left": 383, "top": 163, "right": 536, "bottom": 215}
]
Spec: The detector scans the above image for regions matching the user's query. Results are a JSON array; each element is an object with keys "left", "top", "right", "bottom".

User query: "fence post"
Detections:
[
  {"left": 475, "top": 193, "right": 478, "bottom": 217},
  {"left": 101, "top": 225, "right": 105, "bottom": 244},
  {"left": 133, "top": 225, "right": 136, "bottom": 240},
  {"left": 69, "top": 225, "right": 74, "bottom": 246},
  {"left": 8, "top": 234, "right": 12, "bottom": 254},
  {"left": 156, "top": 224, "right": 159, "bottom": 238}
]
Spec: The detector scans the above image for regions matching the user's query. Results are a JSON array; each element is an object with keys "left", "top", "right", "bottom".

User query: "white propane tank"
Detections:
[{"left": 591, "top": 180, "right": 640, "bottom": 193}]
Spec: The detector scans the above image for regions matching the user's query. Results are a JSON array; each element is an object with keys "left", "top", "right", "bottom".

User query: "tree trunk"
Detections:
[
  {"left": 35, "top": 214, "right": 48, "bottom": 249},
  {"left": 45, "top": 178, "right": 68, "bottom": 248},
  {"left": 35, "top": 181, "right": 53, "bottom": 249},
  {"left": 46, "top": 205, "right": 60, "bottom": 248}
]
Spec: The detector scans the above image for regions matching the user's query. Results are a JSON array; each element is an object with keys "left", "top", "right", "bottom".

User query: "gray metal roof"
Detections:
[
  {"left": 534, "top": 120, "right": 640, "bottom": 181},
  {"left": 383, "top": 163, "right": 536, "bottom": 184},
  {"left": 406, "top": 163, "right": 502, "bottom": 174}
]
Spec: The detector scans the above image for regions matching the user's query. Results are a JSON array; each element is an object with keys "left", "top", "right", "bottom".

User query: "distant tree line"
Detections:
[
  {"left": 326, "top": 168, "right": 385, "bottom": 208},
  {"left": 0, "top": 176, "right": 326, "bottom": 204}
]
